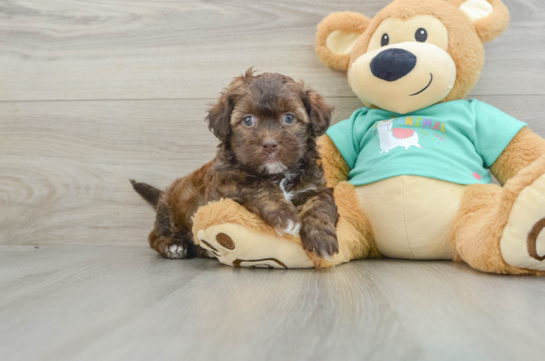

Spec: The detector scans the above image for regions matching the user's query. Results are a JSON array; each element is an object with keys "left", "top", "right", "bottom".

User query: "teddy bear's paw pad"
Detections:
[
  {"left": 501, "top": 173, "right": 545, "bottom": 271},
  {"left": 215, "top": 233, "right": 236, "bottom": 250},
  {"left": 196, "top": 230, "right": 235, "bottom": 259},
  {"left": 195, "top": 223, "right": 315, "bottom": 269},
  {"left": 164, "top": 244, "right": 188, "bottom": 259},
  {"left": 196, "top": 227, "right": 286, "bottom": 268}
]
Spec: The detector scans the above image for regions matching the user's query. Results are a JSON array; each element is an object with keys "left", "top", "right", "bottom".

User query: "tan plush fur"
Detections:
[
  {"left": 447, "top": 0, "right": 509, "bottom": 43},
  {"left": 490, "top": 127, "right": 545, "bottom": 186},
  {"left": 311, "top": 0, "right": 545, "bottom": 274},
  {"left": 473, "top": 0, "right": 510, "bottom": 43},
  {"left": 316, "top": 12, "right": 371, "bottom": 71},
  {"left": 450, "top": 155, "right": 545, "bottom": 275},
  {"left": 317, "top": 134, "right": 350, "bottom": 188},
  {"left": 191, "top": 0, "right": 545, "bottom": 273},
  {"left": 317, "top": 0, "right": 499, "bottom": 106}
]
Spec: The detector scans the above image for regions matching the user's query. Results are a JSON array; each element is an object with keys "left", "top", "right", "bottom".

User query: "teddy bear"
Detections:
[{"left": 193, "top": 0, "right": 545, "bottom": 274}]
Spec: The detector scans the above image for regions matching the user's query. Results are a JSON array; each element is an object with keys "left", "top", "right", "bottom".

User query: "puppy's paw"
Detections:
[
  {"left": 275, "top": 219, "right": 302, "bottom": 236},
  {"left": 162, "top": 244, "right": 188, "bottom": 259},
  {"left": 300, "top": 225, "right": 338, "bottom": 259},
  {"left": 269, "top": 208, "right": 301, "bottom": 236}
]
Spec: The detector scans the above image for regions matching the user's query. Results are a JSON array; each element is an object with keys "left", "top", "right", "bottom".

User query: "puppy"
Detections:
[{"left": 132, "top": 69, "right": 338, "bottom": 260}]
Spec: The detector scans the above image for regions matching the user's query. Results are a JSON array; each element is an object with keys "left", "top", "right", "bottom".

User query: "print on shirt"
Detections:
[
  {"left": 326, "top": 100, "right": 527, "bottom": 186},
  {"left": 377, "top": 119, "right": 422, "bottom": 154}
]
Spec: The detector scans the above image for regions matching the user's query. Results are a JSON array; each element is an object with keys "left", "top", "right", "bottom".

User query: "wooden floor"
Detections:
[
  {"left": 1, "top": 0, "right": 545, "bottom": 360},
  {"left": 2, "top": 245, "right": 545, "bottom": 361}
]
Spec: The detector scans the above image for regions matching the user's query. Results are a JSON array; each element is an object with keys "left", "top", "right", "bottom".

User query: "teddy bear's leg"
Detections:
[
  {"left": 450, "top": 155, "right": 545, "bottom": 275},
  {"left": 192, "top": 182, "right": 378, "bottom": 269},
  {"left": 191, "top": 199, "right": 314, "bottom": 269}
]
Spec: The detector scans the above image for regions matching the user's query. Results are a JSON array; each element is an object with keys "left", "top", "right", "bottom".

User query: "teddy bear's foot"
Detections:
[
  {"left": 191, "top": 199, "right": 315, "bottom": 268},
  {"left": 191, "top": 183, "right": 379, "bottom": 269},
  {"left": 501, "top": 173, "right": 545, "bottom": 271},
  {"left": 195, "top": 223, "right": 315, "bottom": 269}
]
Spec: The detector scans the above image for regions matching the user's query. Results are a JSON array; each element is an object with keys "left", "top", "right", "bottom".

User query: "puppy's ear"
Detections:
[
  {"left": 302, "top": 89, "right": 333, "bottom": 137},
  {"left": 206, "top": 68, "right": 255, "bottom": 141},
  {"left": 206, "top": 92, "right": 234, "bottom": 141}
]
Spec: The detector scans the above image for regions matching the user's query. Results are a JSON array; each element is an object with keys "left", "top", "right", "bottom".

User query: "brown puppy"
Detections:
[{"left": 132, "top": 70, "right": 338, "bottom": 260}]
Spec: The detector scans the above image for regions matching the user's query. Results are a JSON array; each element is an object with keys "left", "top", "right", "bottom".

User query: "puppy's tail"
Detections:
[{"left": 130, "top": 179, "right": 163, "bottom": 208}]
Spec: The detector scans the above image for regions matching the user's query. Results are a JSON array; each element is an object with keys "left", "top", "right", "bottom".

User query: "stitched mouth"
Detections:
[{"left": 410, "top": 73, "right": 433, "bottom": 96}]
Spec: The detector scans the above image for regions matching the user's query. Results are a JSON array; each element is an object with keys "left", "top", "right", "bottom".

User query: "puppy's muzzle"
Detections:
[{"left": 262, "top": 138, "right": 279, "bottom": 154}]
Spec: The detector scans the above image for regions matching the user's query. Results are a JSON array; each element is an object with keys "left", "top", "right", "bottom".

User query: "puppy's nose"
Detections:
[
  {"left": 370, "top": 48, "right": 417, "bottom": 82},
  {"left": 262, "top": 138, "right": 278, "bottom": 153}
]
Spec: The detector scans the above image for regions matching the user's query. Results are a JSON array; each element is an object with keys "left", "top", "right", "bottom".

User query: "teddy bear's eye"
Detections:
[
  {"left": 415, "top": 28, "right": 428, "bottom": 42},
  {"left": 381, "top": 33, "right": 390, "bottom": 47}
]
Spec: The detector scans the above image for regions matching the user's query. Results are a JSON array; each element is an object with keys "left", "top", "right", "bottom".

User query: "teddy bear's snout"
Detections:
[{"left": 370, "top": 48, "right": 417, "bottom": 82}]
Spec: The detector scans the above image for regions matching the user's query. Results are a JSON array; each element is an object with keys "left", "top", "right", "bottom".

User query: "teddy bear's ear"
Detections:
[
  {"left": 455, "top": 0, "right": 510, "bottom": 43},
  {"left": 315, "top": 12, "right": 371, "bottom": 71}
]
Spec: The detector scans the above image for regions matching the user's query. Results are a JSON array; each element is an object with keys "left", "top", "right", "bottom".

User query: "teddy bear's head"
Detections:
[{"left": 316, "top": 0, "right": 509, "bottom": 114}]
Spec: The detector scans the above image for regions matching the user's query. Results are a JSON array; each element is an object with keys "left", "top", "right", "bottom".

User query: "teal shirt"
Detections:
[{"left": 326, "top": 100, "right": 527, "bottom": 186}]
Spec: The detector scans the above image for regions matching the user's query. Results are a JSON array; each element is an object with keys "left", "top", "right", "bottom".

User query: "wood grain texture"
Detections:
[
  {"left": 1, "top": 245, "right": 545, "bottom": 361},
  {"left": 2, "top": 96, "right": 545, "bottom": 246},
  {"left": 1, "top": 1, "right": 545, "bottom": 360},
  {"left": 0, "top": 0, "right": 543, "bottom": 101}
]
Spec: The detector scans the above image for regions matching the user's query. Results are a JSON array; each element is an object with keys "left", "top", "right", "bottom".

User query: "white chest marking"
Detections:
[
  {"left": 279, "top": 177, "right": 295, "bottom": 202},
  {"left": 278, "top": 176, "right": 317, "bottom": 203}
]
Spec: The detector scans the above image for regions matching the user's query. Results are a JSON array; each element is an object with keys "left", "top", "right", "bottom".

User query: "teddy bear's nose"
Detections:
[{"left": 370, "top": 48, "right": 417, "bottom": 82}]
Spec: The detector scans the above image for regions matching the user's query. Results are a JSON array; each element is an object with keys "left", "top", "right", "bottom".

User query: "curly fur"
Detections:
[{"left": 133, "top": 70, "right": 339, "bottom": 259}]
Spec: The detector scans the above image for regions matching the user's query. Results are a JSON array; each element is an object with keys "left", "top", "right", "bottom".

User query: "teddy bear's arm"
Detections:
[
  {"left": 317, "top": 134, "right": 350, "bottom": 187},
  {"left": 490, "top": 127, "right": 545, "bottom": 185}
]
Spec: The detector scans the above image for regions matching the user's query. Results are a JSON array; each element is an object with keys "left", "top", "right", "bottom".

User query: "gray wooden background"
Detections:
[
  {"left": 0, "top": 0, "right": 544, "bottom": 247},
  {"left": 2, "top": 2, "right": 545, "bottom": 361}
]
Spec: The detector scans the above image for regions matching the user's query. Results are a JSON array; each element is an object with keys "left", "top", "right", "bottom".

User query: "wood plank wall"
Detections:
[{"left": 1, "top": 0, "right": 544, "bottom": 246}]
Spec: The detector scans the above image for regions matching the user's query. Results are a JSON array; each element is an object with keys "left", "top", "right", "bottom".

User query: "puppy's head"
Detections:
[{"left": 206, "top": 69, "right": 333, "bottom": 175}]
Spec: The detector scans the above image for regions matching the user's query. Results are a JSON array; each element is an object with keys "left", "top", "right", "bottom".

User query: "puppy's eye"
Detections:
[
  {"left": 283, "top": 114, "right": 296, "bottom": 125},
  {"left": 381, "top": 33, "right": 389, "bottom": 47},
  {"left": 242, "top": 115, "right": 255, "bottom": 127},
  {"left": 415, "top": 28, "right": 427, "bottom": 42}
]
